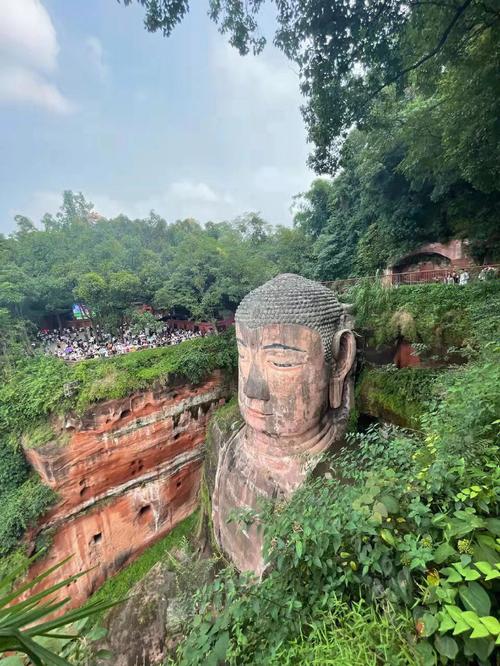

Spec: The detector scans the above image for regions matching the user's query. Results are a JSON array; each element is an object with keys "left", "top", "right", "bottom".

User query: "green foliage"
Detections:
[
  {"left": 0, "top": 356, "right": 70, "bottom": 443},
  {"left": 0, "top": 437, "right": 55, "bottom": 564},
  {"left": 0, "top": 440, "right": 30, "bottom": 496},
  {"left": 357, "top": 367, "right": 441, "bottom": 428},
  {"left": 3, "top": 194, "right": 310, "bottom": 331},
  {"left": 0, "top": 557, "right": 121, "bottom": 665},
  {"left": 269, "top": 600, "right": 418, "bottom": 666},
  {"left": 349, "top": 280, "right": 500, "bottom": 350},
  {"left": 87, "top": 511, "right": 198, "bottom": 621},
  {"left": 176, "top": 343, "right": 499, "bottom": 665},
  {"left": 128, "top": 310, "right": 164, "bottom": 336},
  {"left": 0, "top": 479, "right": 55, "bottom": 558}
]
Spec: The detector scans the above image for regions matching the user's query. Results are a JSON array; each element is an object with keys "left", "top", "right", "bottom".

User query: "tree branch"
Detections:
[{"left": 366, "top": 0, "right": 473, "bottom": 101}]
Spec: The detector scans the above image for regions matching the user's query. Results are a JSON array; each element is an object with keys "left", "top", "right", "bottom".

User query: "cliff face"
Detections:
[{"left": 24, "top": 371, "right": 230, "bottom": 607}]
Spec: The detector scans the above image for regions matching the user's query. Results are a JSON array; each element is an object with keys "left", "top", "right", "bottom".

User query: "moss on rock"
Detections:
[{"left": 356, "top": 367, "right": 442, "bottom": 428}]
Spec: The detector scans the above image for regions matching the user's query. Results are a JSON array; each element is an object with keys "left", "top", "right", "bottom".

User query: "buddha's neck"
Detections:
[{"left": 242, "top": 411, "right": 336, "bottom": 465}]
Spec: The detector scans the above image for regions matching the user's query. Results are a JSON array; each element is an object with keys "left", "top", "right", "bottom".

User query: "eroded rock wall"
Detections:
[{"left": 24, "top": 371, "right": 231, "bottom": 607}]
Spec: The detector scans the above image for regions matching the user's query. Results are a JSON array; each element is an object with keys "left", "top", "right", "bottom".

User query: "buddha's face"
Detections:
[{"left": 236, "top": 322, "right": 330, "bottom": 437}]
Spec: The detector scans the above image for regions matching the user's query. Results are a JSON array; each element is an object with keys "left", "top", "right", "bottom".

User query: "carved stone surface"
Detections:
[
  {"left": 24, "top": 372, "right": 231, "bottom": 608},
  {"left": 212, "top": 274, "right": 356, "bottom": 574}
]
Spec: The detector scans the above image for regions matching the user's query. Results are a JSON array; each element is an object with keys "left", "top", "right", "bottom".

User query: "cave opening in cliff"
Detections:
[
  {"left": 138, "top": 504, "right": 152, "bottom": 524},
  {"left": 92, "top": 532, "right": 102, "bottom": 544}
]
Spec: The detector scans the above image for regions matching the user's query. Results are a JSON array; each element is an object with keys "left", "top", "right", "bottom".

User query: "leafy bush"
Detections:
[
  {"left": 0, "top": 479, "right": 55, "bottom": 558},
  {"left": 357, "top": 367, "right": 441, "bottom": 427},
  {"left": 347, "top": 280, "right": 500, "bottom": 350},
  {"left": 0, "top": 440, "right": 30, "bottom": 496},
  {"left": 177, "top": 347, "right": 499, "bottom": 665},
  {"left": 269, "top": 600, "right": 418, "bottom": 666},
  {"left": 0, "top": 438, "right": 55, "bottom": 563}
]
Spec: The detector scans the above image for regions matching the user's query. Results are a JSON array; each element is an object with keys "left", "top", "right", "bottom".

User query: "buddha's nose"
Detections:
[{"left": 245, "top": 362, "right": 270, "bottom": 401}]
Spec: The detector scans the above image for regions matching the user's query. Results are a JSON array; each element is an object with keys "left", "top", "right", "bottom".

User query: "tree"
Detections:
[
  {"left": 129, "top": 310, "right": 164, "bottom": 336},
  {"left": 120, "top": 1, "right": 499, "bottom": 172},
  {"left": 293, "top": 179, "right": 334, "bottom": 240}
]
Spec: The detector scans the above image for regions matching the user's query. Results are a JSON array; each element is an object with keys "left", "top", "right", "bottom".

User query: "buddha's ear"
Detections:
[{"left": 329, "top": 329, "right": 356, "bottom": 409}]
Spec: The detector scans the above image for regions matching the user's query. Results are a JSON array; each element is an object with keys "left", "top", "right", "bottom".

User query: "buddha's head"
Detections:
[{"left": 235, "top": 274, "right": 355, "bottom": 440}]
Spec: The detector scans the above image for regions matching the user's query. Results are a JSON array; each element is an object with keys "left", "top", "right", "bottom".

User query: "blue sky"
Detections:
[{"left": 0, "top": 0, "right": 314, "bottom": 235}]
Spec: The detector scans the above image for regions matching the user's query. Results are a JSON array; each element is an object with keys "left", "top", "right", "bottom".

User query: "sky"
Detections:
[{"left": 0, "top": 0, "right": 314, "bottom": 235}]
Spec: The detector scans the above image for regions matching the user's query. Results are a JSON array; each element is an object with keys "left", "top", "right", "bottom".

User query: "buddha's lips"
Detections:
[{"left": 245, "top": 405, "right": 273, "bottom": 417}]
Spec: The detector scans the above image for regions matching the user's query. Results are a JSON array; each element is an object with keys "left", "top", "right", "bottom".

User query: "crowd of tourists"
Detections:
[
  {"left": 441, "top": 266, "right": 497, "bottom": 285},
  {"left": 36, "top": 324, "right": 209, "bottom": 362}
]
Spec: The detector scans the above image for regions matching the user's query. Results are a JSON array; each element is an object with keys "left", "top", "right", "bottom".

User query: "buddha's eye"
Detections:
[{"left": 267, "top": 355, "right": 305, "bottom": 369}]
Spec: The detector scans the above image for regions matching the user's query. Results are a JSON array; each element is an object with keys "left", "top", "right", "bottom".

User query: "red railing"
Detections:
[{"left": 321, "top": 265, "right": 500, "bottom": 293}]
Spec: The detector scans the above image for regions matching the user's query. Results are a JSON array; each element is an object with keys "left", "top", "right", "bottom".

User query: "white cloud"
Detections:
[
  {"left": 167, "top": 180, "right": 233, "bottom": 205},
  {"left": 0, "top": 0, "right": 72, "bottom": 113},
  {"left": 212, "top": 42, "right": 301, "bottom": 111},
  {"left": 16, "top": 181, "right": 239, "bottom": 227},
  {"left": 85, "top": 36, "right": 108, "bottom": 81},
  {"left": 0, "top": 0, "right": 58, "bottom": 72},
  {"left": 0, "top": 66, "right": 73, "bottom": 114}
]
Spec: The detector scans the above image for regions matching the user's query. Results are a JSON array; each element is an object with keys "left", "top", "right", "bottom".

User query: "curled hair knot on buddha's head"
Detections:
[{"left": 235, "top": 273, "right": 342, "bottom": 362}]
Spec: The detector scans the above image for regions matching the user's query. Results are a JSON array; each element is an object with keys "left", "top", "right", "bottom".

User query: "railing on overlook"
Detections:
[{"left": 321, "top": 264, "right": 500, "bottom": 294}]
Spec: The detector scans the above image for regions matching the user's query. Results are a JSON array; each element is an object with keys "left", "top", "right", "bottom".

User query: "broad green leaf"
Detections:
[
  {"left": 444, "top": 605, "right": 463, "bottom": 622},
  {"left": 463, "top": 636, "right": 495, "bottom": 660},
  {"left": 415, "top": 640, "right": 436, "bottom": 666},
  {"left": 485, "top": 517, "right": 500, "bottom": 536},
  {"left": 433, "top": 543, "right": 456, "bottom": 564},
  {"left": 378, "top": 494, "right": 399, "bottom": 514},
  {"left": 458, "top": 582, "right": 491, "bottom": 616},
  {"left": 421, "top": 612, "right": 439, "bottom": 637},
  {"left": 470, "top": 624, "right": 491, "bottom": 639},
  {"left": 380, "top": 529, "right": 395, "bottom": 546},
  {"left": 438, "top": 611, "right": 455, "bottom": 634},
  {"left": 452, "top": 618, "right": 471, "bottom": 635},
  {"left": 434, "top": 634, "right": 458, "bottom": 660},
  {"left": 475, "top": 561, "right": 500, "bottom": 580},
  {"left": 480, "top": 616, "right": 500, "bottom": 636},
  {"left": 440, "top": 567, "right": 462, "bottom": 583}
]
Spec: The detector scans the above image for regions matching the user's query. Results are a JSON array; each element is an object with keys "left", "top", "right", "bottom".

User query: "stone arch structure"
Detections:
[{"left": 385, "top": 240, "right": 471, "bottom": 283}]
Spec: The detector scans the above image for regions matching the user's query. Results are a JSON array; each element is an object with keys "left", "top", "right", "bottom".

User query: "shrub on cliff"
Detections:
[
  {"left": 0, "top": 439, "right": 55, "bottom": 563},
  {"left": 348, "top": 280, "right": 500, "bottom": 351},
  {"left": 176, "top": 347, "right": 500, "bottom": 665},
  {"left": 356, "top": 367, "right": 441, "bottom": 428}
]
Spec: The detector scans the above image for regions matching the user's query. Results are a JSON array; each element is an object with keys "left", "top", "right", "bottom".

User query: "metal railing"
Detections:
[{"left": 321, "top": 265, "right": 500, "bottom": 293}]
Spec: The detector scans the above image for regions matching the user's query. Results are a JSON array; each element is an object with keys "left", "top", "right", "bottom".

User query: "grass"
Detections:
[
  {"left": 86, "top": 511, "right": 199, "bottom": 621},
  {"left": 269, "top": 599, "right": 419, "bottom": 666},
  {"left": 357, "top": 367, "right": 441, "bottom": 428}
]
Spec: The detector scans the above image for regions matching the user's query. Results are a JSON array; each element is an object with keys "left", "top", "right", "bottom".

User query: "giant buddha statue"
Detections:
[{"left": 212, "top": 273, "right": 356, "bottom": 574}]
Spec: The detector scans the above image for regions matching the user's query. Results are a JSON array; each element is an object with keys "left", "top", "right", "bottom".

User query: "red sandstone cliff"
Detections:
[{"left": 23, "top": 371, "right": 231, "bottom": 607}]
